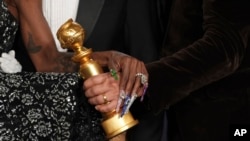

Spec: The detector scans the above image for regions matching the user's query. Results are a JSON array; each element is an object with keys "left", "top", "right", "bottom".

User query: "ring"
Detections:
[
  {"left": 110, "top": 69, "right": 118, "bottom": 80},
  {"left": 103, "top": 95, "right": 108, "bottom": 104},
  {"left": 135, "top": 73, "right": 148, "bottom": 85},
  {"left": 135, "top": 73, "right": 149, "bottom": 101}
]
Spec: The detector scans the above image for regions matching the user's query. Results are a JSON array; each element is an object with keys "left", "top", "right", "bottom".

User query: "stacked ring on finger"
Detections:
[
  {"left": 135, "top": 73, "right": 149, "bottom": 101},
  {"left": 135, "top": 73, "right": 148, "bottom": 85}
]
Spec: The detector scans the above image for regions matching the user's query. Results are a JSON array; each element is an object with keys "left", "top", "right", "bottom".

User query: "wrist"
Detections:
[{"left": 91, "top": 51, "right": 114, "bottom": 66}]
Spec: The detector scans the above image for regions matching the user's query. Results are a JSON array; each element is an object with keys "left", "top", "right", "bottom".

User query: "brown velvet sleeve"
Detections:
[{"left": 146, "top": 0, "right": 250, "bottom": 114}]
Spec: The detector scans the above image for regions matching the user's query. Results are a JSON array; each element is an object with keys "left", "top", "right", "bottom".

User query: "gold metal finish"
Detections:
[
  {"left": 103, "top": 95, "right": 108, "bottom": 104},
  {"left": 56, "top": 19, "right": 138, "bottom": 139}
]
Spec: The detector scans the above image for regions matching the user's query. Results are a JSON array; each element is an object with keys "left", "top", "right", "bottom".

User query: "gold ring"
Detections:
[{"left": 103, "top": 95, "right": 108, "bottom": 104}]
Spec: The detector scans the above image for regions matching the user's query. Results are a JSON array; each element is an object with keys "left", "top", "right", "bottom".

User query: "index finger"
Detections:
[{"left": 83, "top": 73, "right": 109, "bottom": 89}]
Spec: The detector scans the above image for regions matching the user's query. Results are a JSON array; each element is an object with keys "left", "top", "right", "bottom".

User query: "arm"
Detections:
[
  {"left": 14, "top": 0, "right": 78, "bottom": 72},
  {"left": 145, "top": 0, "right": 249, "bottom": 114}
]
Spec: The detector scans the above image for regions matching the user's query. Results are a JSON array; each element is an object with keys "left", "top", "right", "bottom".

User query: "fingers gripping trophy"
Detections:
[{"left": 56, "top": 19, "right": 138, "bottom": 139}]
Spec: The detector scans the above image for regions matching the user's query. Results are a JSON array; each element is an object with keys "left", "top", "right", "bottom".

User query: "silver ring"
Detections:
[{"left": 135, "top": 73, "right": 148, "bottom": 85}]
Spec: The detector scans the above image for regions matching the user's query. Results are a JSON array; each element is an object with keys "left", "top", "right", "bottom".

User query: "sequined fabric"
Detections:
[
  {"left": 0, "top": 72, "right": 105, "bottom": 141},
  {"left": 0, "top": 0, "right": 18, "bottom": 53},
  {"left": 0, "top": 0, "right": 106, "bottom": 140}
]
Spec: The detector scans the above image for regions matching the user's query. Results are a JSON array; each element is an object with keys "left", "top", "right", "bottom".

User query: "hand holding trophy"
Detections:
[{"left": 56, "top": 19, "right": 138, "bottom": 139}]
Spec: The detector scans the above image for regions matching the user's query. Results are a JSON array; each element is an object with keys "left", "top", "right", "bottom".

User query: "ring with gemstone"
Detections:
[
  {"left": 110, "top": 69, "right": 118, "bottom": 80},
  {"left": 135, "top": 73, "right": 148, "bottom": 85},
  {"left": 135, "top": 73, "right": 148, "bottom": 101}
]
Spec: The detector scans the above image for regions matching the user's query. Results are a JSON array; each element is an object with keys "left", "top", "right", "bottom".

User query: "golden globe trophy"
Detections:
[{"left": 56, "top": 19, "right": 138, "bottom": 139}]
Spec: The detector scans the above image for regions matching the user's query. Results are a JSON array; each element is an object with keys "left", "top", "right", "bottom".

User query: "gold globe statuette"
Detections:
[{"left": 56, "top": 19, "right": 138, "bottom": 139}]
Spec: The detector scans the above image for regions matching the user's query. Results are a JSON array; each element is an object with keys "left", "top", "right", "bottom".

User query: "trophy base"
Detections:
[{"left": 101, "top": 111, "right": 139, "bottom": 139}]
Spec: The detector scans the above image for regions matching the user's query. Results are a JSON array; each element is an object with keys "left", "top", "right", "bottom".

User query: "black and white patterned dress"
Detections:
[{"left": 0, "top": 0, "right": 105, "bottom": 140}]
